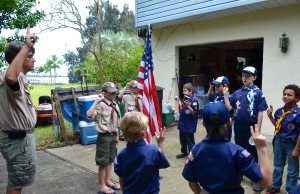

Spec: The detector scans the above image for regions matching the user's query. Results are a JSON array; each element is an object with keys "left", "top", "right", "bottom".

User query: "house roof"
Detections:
[{"left": 136, "top": 0, "right": 300, "bottom": 29}]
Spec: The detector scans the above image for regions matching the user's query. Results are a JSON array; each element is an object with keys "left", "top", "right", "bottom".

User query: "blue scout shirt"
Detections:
[
  {"left": 289, "top": 184, "right": 300, "bottom": 194},
  {"left": 209, "top": 93, "right": 226, "bottom": 103},
  {"left": 178, "top": 96, "right": 199, "bottom": 133},
  {"left": 230, "top": 85, "right": 268, "bottom": 124},
  {"left": 182, "top": 135, "right": 262, "bottom": 194},
  {"left": 275, "top": 104, "right": 300, "bottom": 139},
  {"left": 114, "top": 139, "right": 170, "bottom": 194}
]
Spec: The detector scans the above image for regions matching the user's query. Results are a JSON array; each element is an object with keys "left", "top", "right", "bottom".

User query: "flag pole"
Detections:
[{"left": 137, "top": 24, "right": 163, "bottom": 143}]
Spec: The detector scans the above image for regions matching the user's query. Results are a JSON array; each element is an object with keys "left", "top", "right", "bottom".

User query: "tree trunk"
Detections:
[
  {"left": 50, "top": 71, "right": 53, "bottom": 84},
  {"left": 96, "top": 1, "right": 104, "bottom": 85},
  {"left": 54, "top": 68, "right": 57, "bottom": 84}
]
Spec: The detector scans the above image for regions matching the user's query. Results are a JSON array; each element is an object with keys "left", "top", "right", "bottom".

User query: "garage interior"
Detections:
[{"left": 178, "top": 38, "right": 264, "bottom": 99}]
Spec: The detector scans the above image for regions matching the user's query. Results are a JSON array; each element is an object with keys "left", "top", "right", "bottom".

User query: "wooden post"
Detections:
[
  {"left": 51, "top": 89, "right": 68, "bottom": 141},
  {"left": 71, "top": 87, "right": 80, "bottom": 121}
]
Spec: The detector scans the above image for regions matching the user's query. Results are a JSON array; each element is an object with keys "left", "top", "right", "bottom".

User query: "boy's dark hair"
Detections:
[
  {"left": 5, "top": 42, "right": 35, "bottom": 64},
  {"left": 205, "top": 125, "right": 228, "bottom": 138},
  {"left": 203, "top": 102, "right": 230, "bottom": 138},
  {"left": 284, "top": 84, "right": 300, "bottom": 101},
  {"left": 183, "top": 83, "right": 194, "bottom": 92}
]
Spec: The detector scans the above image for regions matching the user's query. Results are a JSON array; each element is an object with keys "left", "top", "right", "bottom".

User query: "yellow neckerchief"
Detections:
[{"left": 274, "top": 104, "right": 300, "bottom": 135}]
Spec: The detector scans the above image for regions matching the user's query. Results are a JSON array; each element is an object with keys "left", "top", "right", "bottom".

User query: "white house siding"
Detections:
[{"left": 152, "top": 4, "right": 300, "bottom": 136}]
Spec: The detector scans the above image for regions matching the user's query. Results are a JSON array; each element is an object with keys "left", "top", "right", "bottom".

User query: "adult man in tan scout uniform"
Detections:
[
  {"left": 0, "top": 26, "right": 38, "bottom": 194},
  {"left": 118, "top": 80, "right": 143, "bottom": 113}
]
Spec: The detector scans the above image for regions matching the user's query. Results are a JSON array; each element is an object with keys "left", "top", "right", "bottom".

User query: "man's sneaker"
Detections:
[
  {"left": 176, "top": 153, "right": 188, "bottom": 159},
  {"left": 252, "top": 182, "right": 263, "bottom": 192},
  {"left": 266, "top": 187, "right": 280, "bottom": 194}
]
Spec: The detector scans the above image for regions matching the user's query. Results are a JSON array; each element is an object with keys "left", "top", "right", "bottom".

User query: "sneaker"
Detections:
[
  {"left": 266, "top": 187, "right": 280, "bottom": 194},
  {"left": 252, "top": 182, "right": 263, "bottom": 192},
  {"left": 176, "top": 153, "right": 188, "bottom": 159}
]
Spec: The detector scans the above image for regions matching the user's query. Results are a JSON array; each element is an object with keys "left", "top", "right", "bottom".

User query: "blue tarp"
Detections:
[{"left": 56, "top": 87, "right": 96, "bottom": 131}]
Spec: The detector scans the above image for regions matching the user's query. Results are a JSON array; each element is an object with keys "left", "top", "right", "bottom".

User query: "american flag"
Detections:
[{"left": 138, "top": 26, "right": 162, "bottom": 144}]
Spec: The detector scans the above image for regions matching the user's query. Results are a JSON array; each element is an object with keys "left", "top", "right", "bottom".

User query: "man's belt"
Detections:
[{"left": 1, "top": 129, "right": 34, "bottom": 139}]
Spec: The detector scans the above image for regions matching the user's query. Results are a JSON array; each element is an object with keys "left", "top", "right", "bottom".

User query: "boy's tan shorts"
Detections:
[{"left": 95, "top": 133, "right": 117, "bottom": 167}]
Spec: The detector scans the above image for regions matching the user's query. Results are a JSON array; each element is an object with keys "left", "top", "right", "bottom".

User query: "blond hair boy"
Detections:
[{"left": 114, "top": 112, "right": 170, "bottom": 193}]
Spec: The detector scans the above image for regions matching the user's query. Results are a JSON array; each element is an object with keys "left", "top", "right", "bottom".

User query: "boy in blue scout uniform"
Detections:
[
  {"left": 114, "top": 112, "right": 170, "bottom": 194},
  {"left": 182, "top": 102, "right": 272, "bottom": 194},
  {"left": 224, "top": 66, "right": 268, "bottom": 191},
  {"left": 208, "top": 76, "right": 232, "bottom": 141},
  {"left": 265, "top": 84, "right": 300, "bottom": 194},
  {"left": 87, "top": 82, "right": 121, "bottom": 194},
  {"left": 174, "top": 83, "right": 199, "bottom": 159},
  {"left": 289, "top": 184, "right": 300, "bottom": 194}
]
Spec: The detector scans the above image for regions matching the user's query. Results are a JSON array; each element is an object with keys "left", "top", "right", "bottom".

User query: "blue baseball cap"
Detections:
[
  {"left": 202, "top": 102, "right": 230, "bottom": 126},
  {"left": 211, "top": 76, "right": 230, "bottom": 85},
  {"left": 242, "top": 66, "right": 257, "bottom": 76}
]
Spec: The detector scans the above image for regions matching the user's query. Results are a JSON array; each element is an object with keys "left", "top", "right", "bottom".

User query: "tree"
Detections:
[
  {"left": 47, "top": 0, "right": 137, "bottom": 84},
  {"left": 36, "top": 55, "right": 63, "bottom": 83},
  {"left": 102, "top": 1, "right": 120, "bottom": 33},
  {"left": 56, "top": 1, "right": 135, "bottom": 83},
  {"left": 90, "top": 30, "right": 144, "bottom": 84},
  {"left": 45, "top": 0, "right": 105, "bottom": 84},
  {"left": 119, "top": 4, "right": 135, "bottom": 34},
  {"left": 0, "top": 0, "right": 45, "bottom": 69},
  {"left": 0, "top": 0, "right": 44, "bottom": 33},
  {"left": 0, "top": 39, "right": 8, "bottom": 69},
  {"left": 74, "top": 55, "right": 99, "bottom": 84},
  {"left": 63, "top": 50, "right": 82, "bottom": 83},
  {"left": 71, "top": 30, "right": 143, "bottom": 85}
]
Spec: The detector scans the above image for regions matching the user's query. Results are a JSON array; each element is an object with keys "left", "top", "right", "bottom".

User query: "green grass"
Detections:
[
  {"left": 30, "top": 83, "right": 81, "bottom": 106},
  {"left": 31, "top": 83, "right": 81, "bottom": 150}
]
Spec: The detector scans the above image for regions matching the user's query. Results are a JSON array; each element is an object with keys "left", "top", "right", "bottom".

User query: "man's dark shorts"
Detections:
[
  {"left": 95, "top": 133, "right": 117, "bottom": 167},
  {"left": 0, "top": 132, "right": 36, "bottom": 189}
]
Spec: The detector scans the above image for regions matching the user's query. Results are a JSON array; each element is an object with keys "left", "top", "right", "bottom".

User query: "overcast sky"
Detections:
[{"left": 1, "top": 0, "right": 135, "bottom": 76}]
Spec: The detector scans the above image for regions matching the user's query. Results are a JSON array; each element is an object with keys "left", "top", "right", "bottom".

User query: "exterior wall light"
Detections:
[{"left": 279, "top": 33, "right": 289, "bottom": 53}]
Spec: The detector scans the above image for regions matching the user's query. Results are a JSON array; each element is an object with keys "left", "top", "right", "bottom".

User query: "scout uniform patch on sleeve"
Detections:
[
  {"left": 186, "top": 151, "right": 194, "bottom": 165},
  {"left": 242, "top": 150, "right": 251, "bottom": 158},
  {"left": 192, "top": 101, "right": 198, "bottom": 109}
]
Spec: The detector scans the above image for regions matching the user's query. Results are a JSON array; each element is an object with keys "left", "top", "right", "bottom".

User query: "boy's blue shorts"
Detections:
[{"left": 0, "top": 132, "right": 36, "bottom": 189}]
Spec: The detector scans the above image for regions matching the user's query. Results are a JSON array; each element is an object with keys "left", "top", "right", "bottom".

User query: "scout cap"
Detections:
[
  {"left": 102, "top": 82, "right": 117, "bottom": 93},
  {"left": 130, "top": 80, "right": 138, "bottom": 88},
  {"left": 242, "top": 66, "right": 257, "bottom": 76},
  {"left": 202, "top": 102, "right": 230, "bottom": 126},
  {"left": 211, "top": 76, "right": 230, "bottom": 85}
]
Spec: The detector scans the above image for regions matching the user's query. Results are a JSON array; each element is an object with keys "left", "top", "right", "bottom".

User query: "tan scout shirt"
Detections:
[
  {"left": 92, "top": 98, "right": 121, "bottom": 133},
  {"left": 0, "top": 71, "right": 36, "bottom": 131},
  {"left": 122, "top": 93, "right": 143, "bottom": 113}
]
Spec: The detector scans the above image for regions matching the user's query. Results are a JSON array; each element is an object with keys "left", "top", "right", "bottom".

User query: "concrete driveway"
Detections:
[{"left": 0, "top": 120, "right": 289, "bottom": 194}]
